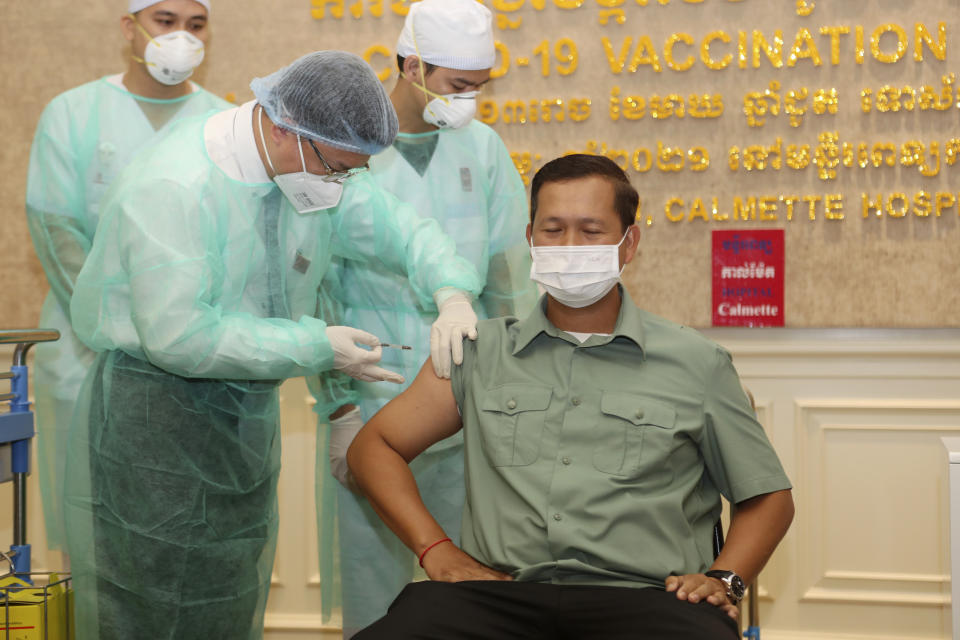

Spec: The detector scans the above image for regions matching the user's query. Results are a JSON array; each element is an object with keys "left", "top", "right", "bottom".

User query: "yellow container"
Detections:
[{"left": 0, "top": 574, "right": 73, "bottom": 640}]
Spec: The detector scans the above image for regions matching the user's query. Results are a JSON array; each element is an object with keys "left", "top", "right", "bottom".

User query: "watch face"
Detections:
[
  {"left": 707, "top": 570, "right": 746, "bottom": 601},
  {"left": 730, "top": 574, "right": 746, "bottom": 599}
]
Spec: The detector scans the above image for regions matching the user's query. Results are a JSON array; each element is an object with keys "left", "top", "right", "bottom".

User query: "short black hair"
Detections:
[
  {"left": 397, "top": 55, "right": 437, "bottom": 76},
  {"left": 530, "top": 154, "right": 639, "bottom": 231}
]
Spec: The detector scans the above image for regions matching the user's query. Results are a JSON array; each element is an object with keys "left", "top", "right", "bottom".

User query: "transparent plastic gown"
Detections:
[
  {"left": 25, "top": 76, "right": 231, "bottom": 551},
  {"left": 63, "top": 113, "right": 481, "bottom": 640},
  {"left": 314, "top": 120, "right": 537, "bottom": 637}
]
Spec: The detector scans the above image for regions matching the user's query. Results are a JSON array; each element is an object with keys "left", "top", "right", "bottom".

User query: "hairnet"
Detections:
[
  {"left": 250, "top": 51, "right": 398, "bottom": 156},
  {"left": 129, "top": 0, "right": 210, "bottom": 13},
  {"left": 396, "top": 0, "right": 496, "bottom": 71}
]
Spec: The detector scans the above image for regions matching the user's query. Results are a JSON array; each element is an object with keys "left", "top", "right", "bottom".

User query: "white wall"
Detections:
[
  {"left": 3, "top": 328, "right": 960, "bottom": 639},
  {"left": 706, "top": 328, "right": 960, "bottom": 639}
]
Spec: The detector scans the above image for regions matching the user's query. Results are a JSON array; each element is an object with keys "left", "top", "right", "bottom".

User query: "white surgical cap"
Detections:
[
  {"left": 129, "top": 0, "right": 210, "bottom": 14},
  {"left": 396, "top": 0, "right": 495, "bottom": 71}
]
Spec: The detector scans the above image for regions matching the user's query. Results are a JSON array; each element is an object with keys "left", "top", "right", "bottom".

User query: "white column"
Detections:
[{"left": 942, "top": 436, "right": 960, "bottom": 640}]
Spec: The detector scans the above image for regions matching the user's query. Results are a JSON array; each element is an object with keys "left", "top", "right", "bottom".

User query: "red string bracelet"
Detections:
[{"left": 418, "top": 537, "right": 452, "bottom": 568}]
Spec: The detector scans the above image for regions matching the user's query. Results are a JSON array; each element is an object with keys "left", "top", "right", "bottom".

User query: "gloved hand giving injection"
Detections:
[{"left": 325, "top": 326, "right": 405, "bottom": 384}]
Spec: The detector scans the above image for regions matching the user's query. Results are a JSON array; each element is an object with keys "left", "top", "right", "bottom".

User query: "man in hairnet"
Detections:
[
  {"left": 25, "top": 0, "right": 229, "bottom": 564},
  {"left": 312, "top": 1, "right": 536, "bottom": 636},
  {"left": 63, "top": 50, "right": 483, "bottom": 640}
]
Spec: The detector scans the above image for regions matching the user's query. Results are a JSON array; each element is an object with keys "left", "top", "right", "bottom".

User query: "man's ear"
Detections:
[
  {"left": 403, "top": 55, "right": 422, "bottom": 83},
  {"left": 120, "top": 14, "right": 136, "bottom": 43},
  {"left": 525, "top": 223, "right": 533, "bottom": 246},
  {"left": 269, "top": 122, "right": 290, "bottom": 146},
  {"left": 621, "top": 224, "right": 641, "bottom": 266}
]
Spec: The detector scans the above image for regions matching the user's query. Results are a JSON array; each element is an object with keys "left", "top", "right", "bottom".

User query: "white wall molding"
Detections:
[
  {"left": 795, "top": 398, "right": 960, "bottom": 611},
  {"left": 762, "top": 632, "right": 946, "bottom": 640},
  {"left": 263, "top": 612, "right": 341, "bottom": 637}
]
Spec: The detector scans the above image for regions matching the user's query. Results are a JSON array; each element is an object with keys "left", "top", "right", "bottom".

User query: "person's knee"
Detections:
[{"left": 354, "top": 581, "right": 443, "bottom": 638}]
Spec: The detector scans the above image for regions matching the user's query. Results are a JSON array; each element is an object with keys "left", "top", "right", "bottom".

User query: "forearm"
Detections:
[
  {"left": 26, "top": 211, "right": 90, "bottom": 311},
  {"left": 140, "top": 312, "right": 335, "bottom": 380},
  {"left": 711, "top": 489, "right": 794, "bottom": 584},
  {"left": 347, "top": 428, "right": 447, "bottom": 557},
  {"left": 331, "top": 184, "right": 482, "bottom": 309}
]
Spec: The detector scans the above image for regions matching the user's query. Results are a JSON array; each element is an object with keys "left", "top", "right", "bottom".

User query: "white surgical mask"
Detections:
[
  {"left": 422, "top": 91, "right": 478, "bottom": 129},
  {"left": 257, "top": 106, "right": 343, "bottom": 213},
  {"left": 529, "top": 231, "right": 629, "bottom": 308},
  {"left": 132, "top": 18, "right": 205, "bottom": 86}
]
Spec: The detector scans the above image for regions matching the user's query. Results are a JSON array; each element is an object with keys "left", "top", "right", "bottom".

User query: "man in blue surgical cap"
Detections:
[{"left": 64, "top": 51, "right": 482, "bottom": 640}]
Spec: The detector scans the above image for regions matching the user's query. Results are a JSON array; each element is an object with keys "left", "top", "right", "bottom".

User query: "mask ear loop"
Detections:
[
  {"left": 129, "top": 14, "right": 161, "bottom": 67},
  {"left": 257, "top": 105, "right": 279, "bottom": 176},
  {"left": 615, "top": 227, "right": 633, "bottom": 276},
  {"left": 295, "top": 134, "right": 308, "bottom": 172},
  {"left": 405, "top": 18, "right": 451, "bottom": 118}
]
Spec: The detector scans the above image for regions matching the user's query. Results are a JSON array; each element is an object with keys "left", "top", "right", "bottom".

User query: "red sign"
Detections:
[{"left": 712, "top": 230, "right": 784, "bottom": 327}]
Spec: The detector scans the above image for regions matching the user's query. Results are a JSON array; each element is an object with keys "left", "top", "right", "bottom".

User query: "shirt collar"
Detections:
[
  {"left": 512, "top": 285, "right": 647, "bottom": 356},
  {"left": 203, "top": 100, "right": 271, "bottom": 184}
]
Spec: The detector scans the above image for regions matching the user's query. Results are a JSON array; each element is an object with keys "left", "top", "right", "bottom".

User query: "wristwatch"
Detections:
[{"left": 704, "top": 570, "right": 746, "bottom": 604}]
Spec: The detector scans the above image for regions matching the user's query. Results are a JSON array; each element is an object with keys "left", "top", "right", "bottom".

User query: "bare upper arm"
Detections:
[{"left": 363, "top": 357, "right": 463, "bottom": 462}]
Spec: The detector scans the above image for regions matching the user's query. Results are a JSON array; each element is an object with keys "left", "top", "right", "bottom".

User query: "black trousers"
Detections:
[{"left": 355, "top": 580, "right": 740, "bottom": 640}]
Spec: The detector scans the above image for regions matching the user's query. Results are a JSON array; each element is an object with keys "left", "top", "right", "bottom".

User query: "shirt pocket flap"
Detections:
[
  {"left": 600, "top": 393, "right": 676, "bottom": 428},
  {"left": 480, "top": 384, "right": 552, "bottom": 416}
]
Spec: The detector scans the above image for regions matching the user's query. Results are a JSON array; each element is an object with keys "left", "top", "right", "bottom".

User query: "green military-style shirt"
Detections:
[{"left": 450, "top": 287, "right": 791, "bottom": 589}]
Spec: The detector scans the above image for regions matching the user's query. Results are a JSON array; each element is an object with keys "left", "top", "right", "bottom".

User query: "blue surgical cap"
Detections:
[{"left": 251, "top": 51, "right": 399, "bottom": 155}]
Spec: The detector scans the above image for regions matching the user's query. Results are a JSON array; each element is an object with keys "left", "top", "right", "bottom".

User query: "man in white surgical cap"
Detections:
[
  {"left": 313, "top": 0, "right": 537, "bottom": 636},
  {"left": 25, "top": 0, "right": 229, "bottom": 568},
  {"left": 63, "top": 50, "right": 483, "bottom": 640}
]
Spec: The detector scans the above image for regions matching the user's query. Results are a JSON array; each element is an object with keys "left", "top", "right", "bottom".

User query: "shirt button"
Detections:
[
  {"left": 561, "top": 457, "right": 571, "bottom": 465},
  {"left": 553, "top": 513, "right": 562, "bottom": 521},
  {"left": 635, "top": 409, "right": 645, "bottom": 419},
  {"left": 506, "top": 399, "right": 517, "bottom": 410},
  {"left": 571, "top": 397, "right": 581, "bottom": 406}
]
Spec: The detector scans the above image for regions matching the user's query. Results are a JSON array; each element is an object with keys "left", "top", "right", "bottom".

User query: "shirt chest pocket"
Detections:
[
  {"left": 592, "top": 393, "right": 677, "bottom": 477},
  {"left": 478, "top": 384, "right": 552, "bottom": 467}
]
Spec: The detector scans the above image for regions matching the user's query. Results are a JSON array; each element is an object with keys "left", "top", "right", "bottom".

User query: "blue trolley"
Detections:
[{"left": 1, "top": 329, "right": 74, "bottom": 640}]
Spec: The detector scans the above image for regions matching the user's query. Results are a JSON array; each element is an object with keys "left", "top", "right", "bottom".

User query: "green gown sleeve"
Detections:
[
  {"left": 327, "top": 173, "right": 483, "bottom": 310},
  {"left": 72, "top": 177, "right": 336, "bottom": 380},
  {"left": 26, "top": 98, "right": 93, "bottom": 315}
]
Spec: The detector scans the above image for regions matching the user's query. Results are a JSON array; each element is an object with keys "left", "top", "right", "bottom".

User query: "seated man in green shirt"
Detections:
[{"left": 347, "top": 154, "right": 795, "bottom": 639}]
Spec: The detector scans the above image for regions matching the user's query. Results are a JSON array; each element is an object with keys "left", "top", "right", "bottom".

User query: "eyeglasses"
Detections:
[{"left": 305, "top": 138, "right": 369, "bottom": 184}]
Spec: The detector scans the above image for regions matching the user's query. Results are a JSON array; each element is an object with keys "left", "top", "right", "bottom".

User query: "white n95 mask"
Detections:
[
  {"left": 406, "top": 21, "right": 480, "bottom": 130},
  {"left": 529, "top": 231, "right": 629, "bottom": 308},
  {"left": 136, "top": 27, "right": 205, "bottom": 86},
  {"left": 257, "top": 106, "right": 343, "bottom": 214},
  {"left": 423, "top": 91, "right": 479, "bottom": 129}
]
